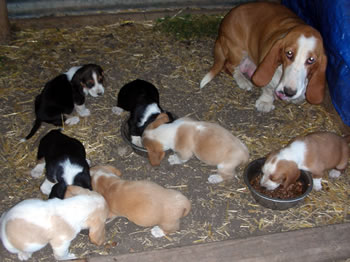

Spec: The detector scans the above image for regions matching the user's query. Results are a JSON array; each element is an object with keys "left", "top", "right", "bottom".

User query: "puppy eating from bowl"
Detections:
[
  {"left": 23, "top": 64, "right": 104, "bottom": 141},
  {"left": 90, "top": 165, "right": 191, "bottom": 238},
  {"left": 112, "top": 79, "right": 174, "bottom": 147},
  {"left": 260, "top": 131, "right": 350, "bottom": 191},
  {"left": 142, "top": 113, "right": 249, "bottom": 184}
]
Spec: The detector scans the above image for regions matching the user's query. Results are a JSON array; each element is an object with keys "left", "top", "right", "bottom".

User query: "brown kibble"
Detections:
[{"left": 251, "top": 174, "right": 304, "bottom": 199}]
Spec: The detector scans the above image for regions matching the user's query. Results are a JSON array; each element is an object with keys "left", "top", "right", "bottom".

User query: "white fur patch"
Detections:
[
  {"left": 313, "top": 178, "right": 322, "bottom": 191},
  {"left": 329, "top": 169, "right": 341, "bottom": 178},
  {"left": 61, "top": 159, "right": 83, "bottom": 185},
  {"left": 200, "top": 72, "right": 214, "bottom": 88},
  {"left": 233, "top": 67, "right": 253, "bottom": 91},
  {"left": 131, "top": 136, "right": 142, "bottom": 147},
  {"left": 75, "top": 104, "right": 90, "bottom": 117},
  {"left": 111, "top": 106, "right": 124, "bottom": 115},
  {"left": 168, "top": 154, "right": 187, "bottom": 165},
  {"left": 40, "top": 179, "right": 55, "bottom": 195},
  {"left": 31, "top": 162, "right": 45, "bottom": 178},
  {"left": 138, "top": 103, "right": 161, "bottom": 127},
  {"left": 208, "top": 174, "right": 224, "bottom": 184},
  {"left": 87, "top": 72, "right": 104, "bottom": 97},
  {"left": 65, "top": 66, "right": 82, "bottom": 81},
  {"left": 151, "top": 226, "right": 165, "bottom": 238},
  {"left": 65, "top": 116, "right": 80, "bottom": 125}
]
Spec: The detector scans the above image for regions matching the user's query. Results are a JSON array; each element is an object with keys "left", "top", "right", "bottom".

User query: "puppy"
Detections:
[
  {"left": 31, "top": 129, "right": 91, "bottom": 199},
  {"left": 23, "top": 64, "right": 104, "bottom": 141},
  {"left": 112, "top": 79, "right": 174, "bottom": 147},
  {"left": 260, "top": 132, "right": 350, "bottom": 191},
  {"left": 90, "top": 165, "right": 191, "bottom": 238},
  {"left": 142, "top": 113, "right": 249, "bottom": 184},
  {"left": 200, "top": 2, "right": 327, "bottom": 112},
  {"left": 0, "top": 186, "right": 108, "bottom": 261}
]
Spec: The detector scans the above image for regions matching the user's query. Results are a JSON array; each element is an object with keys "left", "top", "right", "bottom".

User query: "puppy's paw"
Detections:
[
  {"left": 18, "top": 251, "right": 32, "bottom": 261},
  {"left": 233, "top": 68, "right": 253, "bottom": 91},
  {"left": 131, "top": 136, "right": 142, "bottom": 147},
  {"left": 255, "top": 98, "right": 275, "bottom": 112},
  {"left": 151, "top": 226, "right": 165, "bottom": 238},
  {"left": 31, "top": 163, "right": 45, "bottom": 178},
  {"left": 208, "top": 174, "right": 224, "bottom": 184},
  {"left": 112, "top": 106, "right": 124, "bottom": 115},
  {"left": 86, "top": 159, "right": 91, "bottom": 167},
  {"left": 168, "top": 154, "right": 185, "bottom": 165},
  {"left": 329, "top": 169, "right": 341, "bottom": 178},
  {"left": 312, "top": 178, "right": 322, "bottom": 191},
  {"left": 78, "top": 108, "right": 91, "bottom": 117},
  {"left": 40, "top": 179, "right": 55, "bottom": 195},
  {"left": 55, "top": 253, "right": 76, "bottom": 261},
  {"left": 65, "top": 116, "right": 80, "bottom": 125}
]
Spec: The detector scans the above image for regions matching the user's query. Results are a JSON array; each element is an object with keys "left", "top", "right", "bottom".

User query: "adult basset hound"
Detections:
[{"left": 200, "top": 2, "right": 327, "bottom": 112}]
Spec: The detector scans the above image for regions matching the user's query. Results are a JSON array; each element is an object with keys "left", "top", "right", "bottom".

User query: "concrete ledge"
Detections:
[{"left": 85, "top": 223, "right": 350, "bottom": 262}]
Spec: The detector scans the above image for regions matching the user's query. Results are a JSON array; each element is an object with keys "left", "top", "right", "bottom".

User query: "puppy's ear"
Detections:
[
  {"left": 143, "top": 138, "right": 166, "bottom": 166},
  {"left": 252, "top": 39, "right": 282, "bottom": 87},
  {"left": 282, "top": 166, "right": 301, "bottom": 189},
  {"left": 305, "top": 53, "right": 327, "bottom": 104},
  {"left": 146, "top": 113, "right": 170, "bottom": 130}
]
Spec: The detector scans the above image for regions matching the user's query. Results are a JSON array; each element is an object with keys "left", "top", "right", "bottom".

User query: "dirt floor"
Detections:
[{"left": 1, "top": 10, "right": 350, "bottom": 262}]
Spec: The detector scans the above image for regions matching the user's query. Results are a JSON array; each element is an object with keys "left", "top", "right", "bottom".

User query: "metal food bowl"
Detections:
[
  {"left": 243, "top": 157, "right": 313, "bottom": 210},
  {"left": 121, "top": 119, "right": 149, "bottom": 157}
]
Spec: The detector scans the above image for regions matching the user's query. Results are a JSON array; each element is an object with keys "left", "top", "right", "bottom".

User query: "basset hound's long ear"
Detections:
[
  {"left": 143, "top": 138, "right": 166, "bottom": 166},
  {"left": 305, "top": 53, "right": 327, "bottom": 104},
  {"left": 252, "top": 39, "right": 282, "bottom": 87},
  {"left": 282, "top": 165, "right": 300, "bottom": 189}
]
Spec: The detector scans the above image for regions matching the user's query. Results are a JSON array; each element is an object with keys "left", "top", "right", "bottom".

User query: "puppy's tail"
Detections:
[
  {"left": 22, "top": 118, "right": 42, "bottom": 141},
  {"left": 200, "top": 40, "right": 226, "bottom": 89}
]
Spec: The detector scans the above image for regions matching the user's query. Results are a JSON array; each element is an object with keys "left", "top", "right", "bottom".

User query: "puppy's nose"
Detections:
[
  {"left": 97, "top": 92, "right": 103, "bottom": 96},
  {"left": 283, "top": 87, "right": 296, "bottom": 97}
]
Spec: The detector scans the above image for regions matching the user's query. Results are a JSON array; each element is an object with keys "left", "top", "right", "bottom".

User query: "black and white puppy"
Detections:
[
  {"left": 30, "top": 129, "right": 91, "bottom": 199},
  {"left": 112, "top": 79, "right": 174, "bottom": 146},
  {"left": 23, "top": 64, "right": 104, "bottom": 141}
]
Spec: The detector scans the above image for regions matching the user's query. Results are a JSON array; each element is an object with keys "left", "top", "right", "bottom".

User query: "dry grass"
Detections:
[{"left": 0, "top": 15, "right": 349, "bottom": 261}]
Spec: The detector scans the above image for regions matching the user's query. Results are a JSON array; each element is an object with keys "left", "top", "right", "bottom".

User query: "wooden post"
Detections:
[{"left": 0, "top": 0, "right": 10, "bottom": 42}]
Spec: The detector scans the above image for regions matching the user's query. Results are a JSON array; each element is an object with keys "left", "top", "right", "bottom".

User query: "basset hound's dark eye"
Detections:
[
  {"left": 286, "top": 50, "right": 293, "bottom": 59},
  {"left": 86, "top": 80, "right": 95, "bottom": 88},
  {"left": 306, "top": 57, "right": 316, "bottom": 65}
]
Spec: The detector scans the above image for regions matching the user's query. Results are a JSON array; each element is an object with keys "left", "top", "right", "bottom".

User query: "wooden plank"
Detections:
[{"left": 88, "top": 223, "right": 350, "bottom": 262}]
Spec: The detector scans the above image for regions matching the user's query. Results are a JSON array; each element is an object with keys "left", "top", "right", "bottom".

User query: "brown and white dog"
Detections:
[
  {"left": 90, "top": 165, "right": 191, "bottom": 238},
  {"left": 260, "top": 132, "right": 350, "bottom": 191},
  {"left": 142, "top": 113, "right": 249, "bottom": 184},
  {"left": 200, "top": 2, "right": 327, "bottom": 112},
  {"left": 0, "top": 186, "right": 108, "bottom": 261}
]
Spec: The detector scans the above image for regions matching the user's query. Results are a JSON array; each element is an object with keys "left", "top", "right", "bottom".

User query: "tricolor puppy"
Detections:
[
  {"left": 0, "top": 186, "right": 108, "bottom": 261},
  {"left": 90, "top": 165, "right": 191, "bottom": 238},
  {"left": 142, "top": 113, "right": 249, "bottom": 184},
  {"left": 200, "top": 2, "right": 327, "bottom": 112},
  {"left": 112, "top": 79, "right": 174, "bottom": 147},
  {"left": 23, "top": 64, "right": 104, "bottom": 141},
  {"left": 260, "top": 132, "right": 350, "bottom": 191},
  {"left": 31, "top": 129, "right": 91, "bottom": 199}
]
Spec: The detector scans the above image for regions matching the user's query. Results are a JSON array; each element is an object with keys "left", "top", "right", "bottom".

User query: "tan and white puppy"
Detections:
[
  {"left": 260, "top": 132, "right": 350, "bottom": 191},
  {"left": 142, "top": 113, "right": 249, "bottom": 184},
  {"left": 90, "top": 165, "right": 191, "bottom": 238},
  {"left": 0, "top": 186, "right": 108, "bottom": 261}
]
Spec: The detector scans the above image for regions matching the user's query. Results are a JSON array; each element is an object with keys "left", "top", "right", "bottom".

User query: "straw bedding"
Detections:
[{"left": 0, "top": 16, "right": 349, "bottom": 261}]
